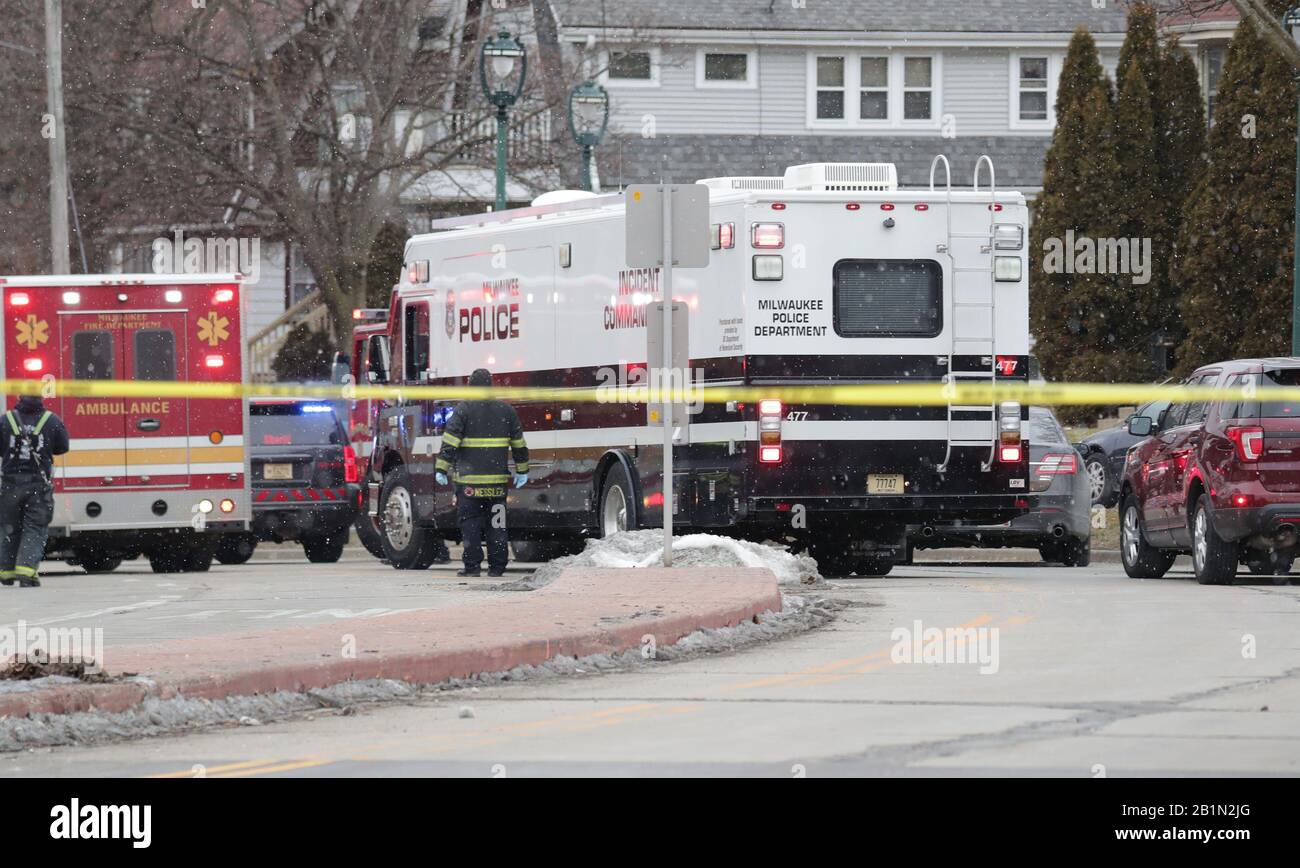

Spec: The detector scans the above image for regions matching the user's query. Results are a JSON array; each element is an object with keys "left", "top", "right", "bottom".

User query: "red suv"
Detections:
[{"left": 1120, "top": 358, "right": 1300, "bottom": 585}]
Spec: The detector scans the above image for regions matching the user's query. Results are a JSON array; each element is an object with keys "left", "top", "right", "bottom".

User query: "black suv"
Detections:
[{"left": 215, "top": 399, "right": 362, "bottom": 564}]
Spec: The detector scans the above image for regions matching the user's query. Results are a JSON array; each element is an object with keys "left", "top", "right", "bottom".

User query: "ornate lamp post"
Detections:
[
  {"left": 567, "top": 80, "right": 610, "bottom": 192},
  {"left": 480, "top": 30, "right": 527, "bottom": 211}
]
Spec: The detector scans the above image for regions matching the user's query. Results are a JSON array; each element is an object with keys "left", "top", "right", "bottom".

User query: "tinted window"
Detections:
[
  {"left": 134, "top": 329, "right": 177, "bottom": 381},
  {"left": 833, "top": 260, "right": 942, "bottom": 338},
  {"left": 72, "top": 331, "right": 114, "bottom": 380},
  {"left": 1027, "top": 408, "right": 1068, "bottom": 444},
  {"left": 1183, "top": 372, "right": 1219, "bottom": 426},
  {"left": 404, "top": 302, "right": 429, "bottom": 380},
  {"left": 251, "top": 403, "right": 343, "bottom": 446},
  {"left": 1259, "top": 368, "right": 1300, "bottom": 418}
]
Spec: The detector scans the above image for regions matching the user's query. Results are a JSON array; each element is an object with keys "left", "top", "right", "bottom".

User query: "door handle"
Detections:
[{"left": 136, "top": 418, "right": 162, "bottom": 432}]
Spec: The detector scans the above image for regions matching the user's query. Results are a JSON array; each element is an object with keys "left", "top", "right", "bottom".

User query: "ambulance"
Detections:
[
  {"left": 0, "top": 273, "right": 251, "bottom": 573},
  {"left": 366, "top": 159, "right": 1032, "bottom": 576}
]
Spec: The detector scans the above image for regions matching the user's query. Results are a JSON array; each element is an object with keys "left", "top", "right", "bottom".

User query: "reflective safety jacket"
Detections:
[{"left": 435, "top": 398, "right": 528, "bottom": 486}]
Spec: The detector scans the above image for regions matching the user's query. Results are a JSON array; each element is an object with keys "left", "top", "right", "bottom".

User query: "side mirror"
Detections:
[
  {"left": 1073, "top": 442, "right": 1089, "bottom": 457},
  {"left": 1127, "top": 416, "right": 1154, "bottom": 437}
]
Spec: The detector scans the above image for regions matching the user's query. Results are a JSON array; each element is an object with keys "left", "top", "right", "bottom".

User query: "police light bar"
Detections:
[{"left": 352, "top": 308, "right": 387, "bottom": 322}]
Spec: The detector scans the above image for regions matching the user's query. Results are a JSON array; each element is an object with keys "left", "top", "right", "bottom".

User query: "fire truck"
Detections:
[
  {"left": 347, "top": 306, "right": 392, "bottom": 558},
  {"left": 364, "top": 159, "right": 1032, "bottom": 576},
  {"left": 0, "top": 273, "right": 251, "bottom": 573}
]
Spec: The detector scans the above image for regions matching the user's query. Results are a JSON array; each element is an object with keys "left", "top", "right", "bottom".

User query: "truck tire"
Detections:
[
  {"left": 1120, "top": 495, "right": 1175, "bottom": 579},
  {"left": 599, "top": 463, "right": 638, "bottom": 538},
  {"left": 380, "top": 468, "right": 442, "bottom": 570},
  {"left": 215, "top": 533, "right": 257, "bottom": 565},
  {"left": 1192, "top": 495, "right": 1237, "bottom": 586},
  {"left": 303, "top": 532, "right": 347, "bottom": 563},
  {"left": 854, "top": 555, "right": 894, "bottom": 577},
  {"left": 76, "top": 551, "right": 122, "bottom": 574},
  {"left": 355, "top": 511, "right": 387, "bottom": 559}
]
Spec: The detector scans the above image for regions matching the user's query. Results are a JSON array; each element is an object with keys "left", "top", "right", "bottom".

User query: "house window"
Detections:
[
  {"left": 1204, "top": 45, "right": 1226, "bottom": 125},
  {"left": 1016, "top": 56, "right": 1050, "bottom": 121},
  {"left": 815, "top": 56, "right": 846, "bottom": 120},
  {"left": 604, "top": 49, "right": 659, "bottom": 86},
  {"left": 1009, "top": 53, "right": 1060, "bottom": 129},
  {"left": 809, "top": 52, "right": 940, "bottom": 128},
  {"left": 859, "top": 57, "right": 888, "bottom": 120},
  {"left": 697, "top": 49, "right": 756, "bottom": 88}
]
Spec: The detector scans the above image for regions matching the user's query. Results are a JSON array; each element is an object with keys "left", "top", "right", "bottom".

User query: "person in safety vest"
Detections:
[
  {"left": 435, "top": 369, "right": 528, "bottom": 577},
  {"left": 0, "top": 395, "right": 70, "bottom": 588}
]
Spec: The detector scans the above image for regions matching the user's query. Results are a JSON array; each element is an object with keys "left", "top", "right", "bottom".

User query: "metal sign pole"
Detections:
[{"left": 661, "top": 187, "right": 674, "bottom": 567}]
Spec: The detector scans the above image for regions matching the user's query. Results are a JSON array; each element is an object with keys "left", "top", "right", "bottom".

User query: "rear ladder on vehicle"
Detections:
[{"left": 932, "top": 154, "right": 1000, "bottom": 473}]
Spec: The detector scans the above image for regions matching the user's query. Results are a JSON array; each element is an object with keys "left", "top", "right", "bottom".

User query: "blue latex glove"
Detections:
[
  {"left": 436, "top": 472, "right": 448, "bottom": 485},
  {"left": 514, "top": 472, "right": 528, "bottom": 489}
]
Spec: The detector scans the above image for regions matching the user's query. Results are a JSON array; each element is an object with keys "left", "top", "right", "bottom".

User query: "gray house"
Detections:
[{"left": 547, "top": 0, "right": 1137, "bottom": 195}]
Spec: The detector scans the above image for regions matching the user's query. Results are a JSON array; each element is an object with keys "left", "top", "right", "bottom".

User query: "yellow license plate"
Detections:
[
  {"left": 867, "top": 474, "right": 904, "bottom": 494},
  {"left": 264, "top": 463, "right": 292, "bottom": 480}
]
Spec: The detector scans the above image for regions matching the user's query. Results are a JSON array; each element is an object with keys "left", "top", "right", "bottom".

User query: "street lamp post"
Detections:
[
  {"left": 567, "top": 80, "right": 609, "bottom": 192},
  {"left": 1288, "top": 7, "right": 1300, "bottom": 355},
  {"left": 480, "top": 31, "right": 526, "bottom": 212}
]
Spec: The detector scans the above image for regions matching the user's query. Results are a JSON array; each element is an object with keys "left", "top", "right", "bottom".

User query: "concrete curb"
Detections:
[{"left": 0, "top": 567, "right": 781, "bottom": 720}]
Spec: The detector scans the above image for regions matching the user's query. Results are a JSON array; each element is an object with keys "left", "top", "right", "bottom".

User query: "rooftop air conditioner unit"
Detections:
[
  {"left": 782, "top": 162, "right": 899, "bottom": 193},
  {"left": 697, "top": 176, "right": 787, "bottom": 192}
]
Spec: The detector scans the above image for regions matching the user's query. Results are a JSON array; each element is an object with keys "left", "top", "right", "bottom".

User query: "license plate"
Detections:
[
  {"left": 868, "top": 473, "right": 904, "bottom": 494},
  {"left": 263, "top": 463, "right": 292, "bottom": 480}
]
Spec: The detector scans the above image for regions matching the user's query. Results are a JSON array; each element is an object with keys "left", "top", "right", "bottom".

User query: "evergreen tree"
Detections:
[
  {"left": 1174, "top": 0, "right": 1297, "bottom": 371},
  {"left": 1030, "top": 28, "right": 1110, "bottom": 386},
  {"left": 365, "top": 222, "right": 407, "bottom": 309},
  {"left": 271, "top": 323, "right": 338, "bottom": 383},
  {"left": 1157, "top": 42, "right": 1207, "bottom": 335}
]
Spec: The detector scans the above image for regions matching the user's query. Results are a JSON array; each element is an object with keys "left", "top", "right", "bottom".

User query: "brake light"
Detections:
[
  {"left": 214, "top": 288, "right": 235, "bottom": 303},
  {"left": 1036, "top": 453, "right": 1077, "bottom": 475},
  {"left": 205, "top": 354, "right": 225, "bottom": 368},
  {"left": 9, "top": 293, "right": 29, "bottom": 306},
  {"left": 1227, "top": 426, "right": 1264, "bottom": 462},
  {"left": 719, "top": 222, "right": 735, "bottom": 249},
  {"left": 751, "top": 222, "right": 784, "bottom": 249},
  {"left": 998, "top": 402, "right": 1022, "bottom": 461},
  {"left": 22, "top": 358, "right": 43, "bottom": 372},
  {"left": 758, "top": 399, "right": 783, "bottom": 462},
  {"left": 1000, "top": 445, "right": 1023, "bottom": 463},
  {"left": 343, "top": 445, "right": 359, "bottom": 484}
]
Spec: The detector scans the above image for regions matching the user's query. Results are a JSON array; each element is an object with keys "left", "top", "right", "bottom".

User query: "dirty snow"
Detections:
[{"left": 511, "top": 530, "right": 823, "bottom": 591}]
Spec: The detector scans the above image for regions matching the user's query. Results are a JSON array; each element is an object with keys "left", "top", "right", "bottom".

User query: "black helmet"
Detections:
[{"left": 468, "top": 368, "right": 492, "bottom": 388}]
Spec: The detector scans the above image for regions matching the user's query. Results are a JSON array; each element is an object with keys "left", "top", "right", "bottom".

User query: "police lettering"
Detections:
[{"left": 459, "top": 303, "right": 520, "bottom": 343}]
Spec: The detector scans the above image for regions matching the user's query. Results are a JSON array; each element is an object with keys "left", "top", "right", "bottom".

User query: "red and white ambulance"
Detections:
[{"left": 0, "top": 273, "right": 252, "bottom": 573}]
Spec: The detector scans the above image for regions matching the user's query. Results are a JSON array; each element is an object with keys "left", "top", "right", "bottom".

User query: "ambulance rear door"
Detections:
[
  {"left": 121, "top": 311, "right": 189, "bottom": 485},
  {"left": 57, "top": 312, "right": 127, "bottom": 489}
]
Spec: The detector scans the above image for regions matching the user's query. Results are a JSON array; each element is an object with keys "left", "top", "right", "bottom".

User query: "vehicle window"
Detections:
[
  {"left": 1183, "top": 372, "right": 1219, "bottom": 426},
  {"left": 1027, "top": 408, "right": 1067, "bottom": 444},
  {"left": 72, "top": 330, "right": 114, "bottom": 380},
  {"left": 832, "top": 259, "right": 942, "bottom": 338},
  {"left": 368, "top": 334, "right": 390, "bottom": 382},
  {"left": 1218, "top": 374, "right": 1242, "bottom": 420},
  {"left": 404, "top": 302, "right": 430, "bottom": 380},
  {"left": 134, "top": 329, "right": 177, "bottom": 381},
  {"left": 1138, "top": 399, "right": 1170, "bottom": 425},
  {"left": 251, "top": 403, "right": 343, "bottom": 446},
  {"left": 1258, "top": 368, "right": 1300, "bottom": 418},
  {"left": 1163, "top": 391, "right": 1190, "bottom": 428}
]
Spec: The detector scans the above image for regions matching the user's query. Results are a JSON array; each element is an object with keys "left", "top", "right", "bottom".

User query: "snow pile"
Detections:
[{"left": 514, "top": 530, "right": 823, "bottom": 590}]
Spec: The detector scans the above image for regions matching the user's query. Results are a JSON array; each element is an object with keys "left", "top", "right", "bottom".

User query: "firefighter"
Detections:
[
  {"left": 434, "top": 368, "right": 528, "bottom": 577},
  {"left": 0, "top": 395, "right": 70, "bottom": 588}
]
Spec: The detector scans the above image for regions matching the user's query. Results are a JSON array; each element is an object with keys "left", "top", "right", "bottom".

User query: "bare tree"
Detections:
[{"left": 1161, "top": 0, "right": 1300, "bottom": 67}]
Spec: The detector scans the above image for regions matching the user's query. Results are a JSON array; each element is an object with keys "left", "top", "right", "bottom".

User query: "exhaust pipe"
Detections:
[
  {"left": 920, "top": 526, "right": 936, "bottom": 538},
  {"left": 1051, "top": 525, "right": 1067, "bottom": 539}
]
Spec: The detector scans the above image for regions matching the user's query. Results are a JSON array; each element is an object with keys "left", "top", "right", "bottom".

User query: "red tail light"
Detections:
[
  {"left": 751, "top": 223, "right": 785, "bottom": 249},
  {"left": 204, "top": 354, "right": 225, "bottom": 368},
  {"left": 758, "top": 398, "right": 783, "bottom": 462},
  {"left": 999, "top": 445, "right": 1023, "bottom": 463},
  {"left": 759, "top": 445, "right": 783, "bottom": 464},
  {"left": 22, "top": 358, "right": 43, "bottom": 372},
  {"left": 1036, "top": 452, "right": 1077, "bottom": 475},
  {"left": 1227, "top": 426, "right": 1264, "bottom": 462},
  {"left": 343, "top": 445, "right": 359, "bottom": 484}
]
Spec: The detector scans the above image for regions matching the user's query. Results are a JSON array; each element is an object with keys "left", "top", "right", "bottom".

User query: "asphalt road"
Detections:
[{"left": 4, "top": 553, "right": 1300, "bottom": 777}]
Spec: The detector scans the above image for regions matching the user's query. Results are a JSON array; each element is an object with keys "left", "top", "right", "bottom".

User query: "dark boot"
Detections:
[{"left": 456, "top": 567, "right": 481, "bottom": 577}]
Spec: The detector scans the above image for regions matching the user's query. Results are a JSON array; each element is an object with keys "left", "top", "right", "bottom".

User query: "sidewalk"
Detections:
[{"left": 0, "top": 566, "right": 781, "bottom": 719}]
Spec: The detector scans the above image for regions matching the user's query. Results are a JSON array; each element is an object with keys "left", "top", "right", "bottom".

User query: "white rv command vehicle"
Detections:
[
  {"left": 367, "top": 159, "right": 1031, "bottom": 575},
  {"left": 0, "top": 273, "right": 252, "bottom": 573}
]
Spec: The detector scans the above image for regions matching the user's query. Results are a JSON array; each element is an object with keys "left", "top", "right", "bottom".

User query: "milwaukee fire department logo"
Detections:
[
  {"left": 197, "top": 311, "right": 230, "bottom": 347},
  {"left": 15, "top": 315, "right": 49, "bottom": 351},
  {"left": 445, "top": 290, "right": 456, "bottom": 338}
]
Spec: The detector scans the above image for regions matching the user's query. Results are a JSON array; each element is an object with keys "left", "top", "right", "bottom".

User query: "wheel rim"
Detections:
[
  {"left": 384, "top": 486, "right": 414, "bottom": 550},
  {"left": 1087, "top": 461, "right": 1106, "bottom": 501},
  {"left": 1122, "top": 505, "right": 1140, "bottom": 566},
  {"left": 602, "top": 484, "right": 628, "bottom": 536},
  {"left": 1193, "top": 508, "right": 1208, "bottom": 573}
]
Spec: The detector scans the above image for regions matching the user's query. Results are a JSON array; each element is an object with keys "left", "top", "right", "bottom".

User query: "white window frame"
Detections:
[
  {"left": 1008, "top": 52, "right": 1062, "bottom": 130},
  {"left": 600, "top": 47, "right": 661, "bottom": 88},
  {"left": 805, "top": 51, "right": 942, "bottom": 130},
  {"left": 695, "top": 48, "right": 758, "bottom": 89}
]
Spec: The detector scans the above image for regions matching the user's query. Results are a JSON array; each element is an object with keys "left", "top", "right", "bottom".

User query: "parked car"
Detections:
[
  {"left": 910, "top": 407, "right": 1092, "bottom": 566},
  {"left": 1077, "top": 396, "right": 1171, "bottom": 507},
  {"left": 215, "top": 399, "right": 362, "bottom": 564},
  {"left": 1119, "top": 359, "right": 1300, "bottom": 585}
]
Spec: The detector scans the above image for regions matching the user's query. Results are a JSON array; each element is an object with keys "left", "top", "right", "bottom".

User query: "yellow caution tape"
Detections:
[{"left": 3, "top": 378, "right": 1296, "bottom": 408}]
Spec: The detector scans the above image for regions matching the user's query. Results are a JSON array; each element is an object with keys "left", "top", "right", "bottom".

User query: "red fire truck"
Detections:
[
  {"left": 0, "top": 273, "right": 252, "bottom": 573},
  {"left": 347, "top": 306, "right": 391, "bottom": 557}
]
